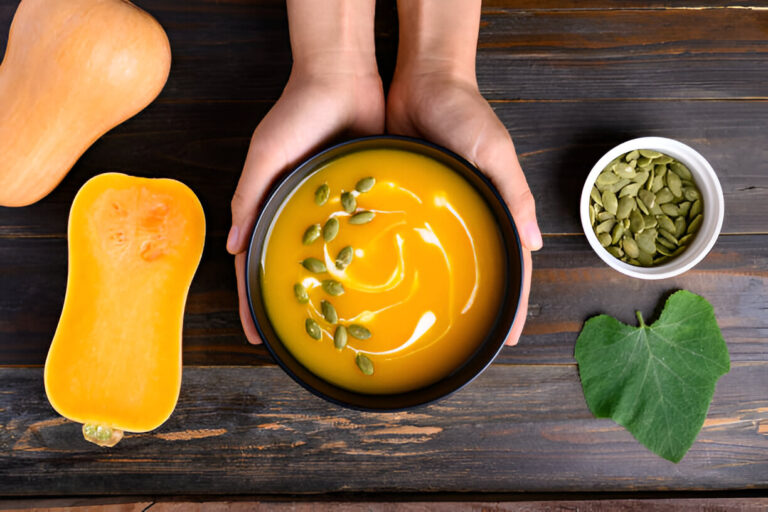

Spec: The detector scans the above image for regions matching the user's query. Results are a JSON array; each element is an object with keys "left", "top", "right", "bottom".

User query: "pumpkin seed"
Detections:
[
  {"left": 619, "top": 182, "right": 642, "bottom": 198},
  {"left": 334, "top": 325, "right": 348, "bottom": 350},
  {"left": 606, "top": 246, "right": 624, "bottom": 258},
  {"left": 589, "top": 204, "right": 596, "bottom": 225},
  {"left": 335, "top": 245, "right": 354, "bottom": 270},
  {"left": 611, "top": 223, "right": 624, "bottom": 245},
  {"left": 637, "top": 157, "right": 654, "bottom": 168},
  {"left": 314, "top": 183, "right": 330, "bottom": 206},
  {"left": 639, "top": 149, "right": 662, "bottom": 159},
  {"left": 614, "top": 162, "right": 636, "bottom": 179},
  {"left": 322, "top": 217, "right": 339, "bottom": 242},
  {"left": 596, "top": 172, "right": 620, "bottom": 188},
  {"left": 674, "top": 216, "right": 687, "bottom": 238},
  {"left": 660, "top": 203, "right": 680, "bottom": 217},
  {"left": 305, "top": 318, "right": 321, "bottom": 340},
  {"left": 355, "top": 177, "right": 375, "bottom": 193},
  {"left": 321, "top": 300, "right": 338, "bottom": 324},
  {"left": 643, "top": 215, "right": 657, "bottom": 229},
  {"left": 679, "top": 233, "right": 694, "bottom": 245},
  {"left": 341, "top": 191, "right": 356, "bottom": 213},
  {"left": 649, "top": 202, "right": 663, "bottom": 216},
  {"left": 629, "top": 209, "right": 645, "bottom": 233},
  {"left": 638, "top": 189, "right": 656, "bottom": 209},
  {"left": 669, "top": 161, "right": 692, "bottom": 179},
  {"left": 301, "top": 258, "right": 326, "bottom": 273},
  {"left": 637, "top": 250, "right": 654, "bottom": 267},
  {"left": 628, "top": 258, "right": 641, "bottom": 266},
  {"left": 651, "top": 173, "right": 665, "bottom": 193},
  {"left": 623, "top": 237, "right": 640, "bottom": 258},
  {"left": 690, "top": 199, "right": 702, "bottom": 218},
  {"left": 666, "top": 171, "right": 683, "bottom": 197},
  {"left": 655, "top": 187, "right": 674, "bottom": 204},
  {"left": 348, "top": 324, "right": 372, "bottom": 340},
  {"left": 659, "top": 229, "right": 679, "bottom": 246},
  {"left": 625, "top": 150, "right": 640, "bottom": 161},
  {"left": 678, "top": 201, "right": 691, "bottom": 217},
  {"left": 590, "top": 186, "right": 603, "bottom": 205},
  {"left": 683, "top": 187, "right": 699, "bottom": 202},
  {"left": 616, "top": 196, "right": 635, "bottom": 219},
  {"left": 609, "top": 178, "right": 631, "bottom": 194},
  {"left": 632, "top": 170, "right": 649, "bottom": 184},
  {"left": 658, "top": 214, "right": 676, "bottom": 234},
  {"left": 636, "top": 196, "right": 650, "bottom": 215},
  {"left": 349, "top": 211, "right": 375, "bottom": 225},
  {"left": 657, "top": 236, "right": 677, "bottom": 250},
  {"left": 597, "top": 232, "right": 612, "bottom": 247},
  {"left": 653, "top": 255, "right": 670, "bottom": 265},
  {"left": 356, "top": 354, "right": 374, "bottom": 375},
  {"left": 597, "top": 211, "right": 615, "bottom": 222},
  {"left": 654, "top": 164, "right": 667, "bottom": 177},
  {"left": 637, "top": 231, "right": 657, "bottom": 254},
  {"left": 688, "top": 214, "right": 703, "bottom": 234},
  {"left": 656, "top": 243, "right": 673, "bottom": 256},
  {"left": 302, "top": 224, "right": 322, "bottom": 245},
  {"left": 322, "top": 279, "right": 344, "bottom": 296},
  {"left": 655, "top": 155, "right": 673, "bottom": 165},
  {"left": 595, "top": 219, "right": 616, "bottom": 234},
  {"left": 294, "top": 283, "right": 309, "bottom": 304}
]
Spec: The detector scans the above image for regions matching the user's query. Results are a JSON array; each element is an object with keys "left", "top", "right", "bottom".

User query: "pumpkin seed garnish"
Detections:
[
  {"left": 322, "top": 279, "right": 344, "bottom": 296},
  {"left": 301, "top": 257, "right": 326, "bottom": 273},
  {"left": 323, "top": 217, "right": 339, "bottom": 242},
  {"left": 355, "top": 353, "right": 374, "bottom": 376},
  {"left": 335, "top": 245, "right": 354, "bottom": 270},
  {"left": 348, "top": 324, "right": 372, "bottom": 340},
  {"left": 314, "top": 184, "right": 330, "bottom": 206},
  {"left": 321, "top": 300, "right": 338, "bottom": 324},
  {"left": 355, "top": 177, "right": 375, "bottom": 193},
  {"left": 349, "top": 211, "right": 375, "bottom": 225},
  {"left": 305, "top": 318, "right": 321, "bottom": 340},
  {"left": 341, "top": 191, "right": 356, "bottom": 213},
  {"left": 334, "top": 325, "right": 348, "bottom": 350},
  {"left": 294, "top": 283, "right": 309, "bottom": 303},
  {"left": 302, "top": 223, "right": 322, "bottom": 245}
]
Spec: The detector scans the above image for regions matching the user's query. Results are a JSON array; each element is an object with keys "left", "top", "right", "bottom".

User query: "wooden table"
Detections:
[{"left": 1, "top": 0, "right": 767, "bottom": 507}]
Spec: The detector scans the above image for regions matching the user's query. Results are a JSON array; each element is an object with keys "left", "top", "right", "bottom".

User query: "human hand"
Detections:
[{"left": 226, "top": 1, "right": 384, "bottom": 344}]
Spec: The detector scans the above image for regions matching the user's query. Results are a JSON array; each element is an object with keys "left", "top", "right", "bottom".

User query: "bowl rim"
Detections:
[
  {"left": 245, "top": 134, "right": 524, "bottom": 411},
  {"left": 580, "top": 136, "right": 724, "bottom": 280}
]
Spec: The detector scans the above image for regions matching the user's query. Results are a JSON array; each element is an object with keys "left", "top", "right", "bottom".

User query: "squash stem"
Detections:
[
  {"left": 82, "top": 423, "right": 124, "bottom": 447},
  {"left": 636, "top": 311, "right": 646, "bottom": 328}
]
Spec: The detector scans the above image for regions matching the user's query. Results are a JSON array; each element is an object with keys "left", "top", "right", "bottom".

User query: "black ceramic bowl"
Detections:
[{"left": 246, "top": 136, "right": 523, "bottom": 410}]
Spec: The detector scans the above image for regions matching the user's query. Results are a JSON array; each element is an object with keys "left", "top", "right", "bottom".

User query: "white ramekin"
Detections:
[{"left": 580, "top": 137, "right": 724, "bottom": 280}]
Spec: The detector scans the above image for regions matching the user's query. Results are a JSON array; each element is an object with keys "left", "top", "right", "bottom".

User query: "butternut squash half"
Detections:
[
  {"left": 44, "top": 173, "right": 205, "bottom": 447},
  {"left": 0, "top": 0, "right": 171, "bottom": 207}
]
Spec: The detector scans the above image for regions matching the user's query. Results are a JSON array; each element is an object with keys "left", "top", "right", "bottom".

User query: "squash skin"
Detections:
[
  {"left": 44, "top": 173, "right": 205, "bottom": 435},
  {"left": 0, "top": 0, "right": 171, "bottom": 207}
]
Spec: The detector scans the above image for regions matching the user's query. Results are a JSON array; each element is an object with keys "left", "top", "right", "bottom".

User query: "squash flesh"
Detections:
[
  {"left": 44, "top": 173, "right": 205, "bottom": 434},
  {"left": 0, "top": 0, "right": 171, "bottom": 206}
]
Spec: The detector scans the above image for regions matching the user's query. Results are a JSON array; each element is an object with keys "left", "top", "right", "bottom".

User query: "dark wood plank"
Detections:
[
  {"left": 0, "top": 364, "right": 766, "bottom": 495},
  {"left": 1, "top": 234, "right": 765, "bottom": 367},
  {"left": 0, "top": 100, "right": 766, "bottom": 238}
]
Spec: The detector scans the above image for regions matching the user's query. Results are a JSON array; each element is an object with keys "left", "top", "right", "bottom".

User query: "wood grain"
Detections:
[
  {"left": 0, "top": 364, "right": 766, "bottom": 496},
  {"left": 1, "top": 234, "right": 765, "bottom": 367}
]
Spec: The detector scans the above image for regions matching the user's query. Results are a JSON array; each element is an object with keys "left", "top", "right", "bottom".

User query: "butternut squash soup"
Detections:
[{"left": 261, "top": 148, "right": 505, "bottom": 394}]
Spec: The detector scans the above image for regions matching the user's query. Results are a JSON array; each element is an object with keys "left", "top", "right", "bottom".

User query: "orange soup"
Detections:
[{"left": 261, "top": 148, "right": 505, "bottom": 394}]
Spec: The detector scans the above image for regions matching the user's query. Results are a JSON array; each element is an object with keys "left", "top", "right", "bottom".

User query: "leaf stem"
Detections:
[{"left": 636, "top": 311, "right": 646, "bottom": 327}]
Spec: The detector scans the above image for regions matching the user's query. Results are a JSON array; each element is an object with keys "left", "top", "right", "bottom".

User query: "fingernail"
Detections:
[
  {"left": 524, "top": 221, "right": 543, "bottom": 251},
  {"left": 226, "top": 225, "right": 239, "bottom": 253}
]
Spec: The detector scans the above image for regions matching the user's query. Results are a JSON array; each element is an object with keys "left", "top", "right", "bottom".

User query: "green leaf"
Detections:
[{"left": 575, "top": 290, "right": 730, "bottom": 463}]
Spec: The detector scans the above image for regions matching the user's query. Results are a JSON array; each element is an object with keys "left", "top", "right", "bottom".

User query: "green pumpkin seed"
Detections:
[
  {"left": 655, "top": 156, "right": 673, "bottom": 165},
  {"left": 657, "top": 236, "right": 677, "bottom": 250},
  {"left": 335, "top": 246, "right": 354, "bottom": 270},
  {"left": 596, "top": 172, "right": 620, "bottom": 188},
  {"left": 341, "top": 191, "right": 356, "bottom": 213},
  {"left": 322, "top": 279, "right": 344, "bottom": 296},
  {"left": 674, "top": 216, "right": 687, "bottom": 238},
  {"left": 643, "top": 215, "right": 657, "bottom": 229},
  {"left": 669, "top": 162, "right": 692, "bottom": 179},
  {"left": 323, "top": 217, "right": 339, "bottom": 242},
  {"left": 611, "top": 223, "right": 624, "bottom": 245},
  {"left": 623, "top": 237, "right": 640, "bottom": 258},
  {"left": 690, "top": 199, "right": 702, "bottom": 218},
  {"left": 334, "top": 325, "right": 348, "bottom": 350},
  {"left": 679, "top": 233, "right": 694, "bottom": 245},
  {"left": 649, "top": 202, "right": 664, "bottom": 216},
  {"left": 590, "top": 186, "right": 603, "bottom": 205},
  {"left": 636, "top": 196, "right": 650, "bottom": 215},
  {"left": 625, "top": 150, "right": 640, "bottom": 161},
  {"left": 638, "top": 189, "right": 656, "bottom": 209},
  {"left": 597, "top": 232, "right": 612, "bottom": 247},
  {"left": 321, "top": 300, "right": 338, "bottom": 324},
  {"left": 301, "top": 258, "right": 327, "bottom": 273},
  {"left": 637, "top": 250, "right": 654, "bottom": 267},
  {"left": 614, "top": 162, "right": 636, "bottom": 179},
  {"left": 666, "top": 171, "right": 683, "bottom": 197},
  {"left": 688, "top": 214, "right": 703, "bottom": 234},
  {"left": 639, "top": 149, "right": 662, "bottom": 159},
  {"left": 355, "top": 177, "right": 375, "bottom": 193},
  {"left": 609, "top": 178, "right": 631, "bottom": 194},
  {"left": 654, "top": 164, "right": 667, "bottom": 177},
  {"left": 356, "top": 354, "right": 374, "bottom": 376},
  {"left": 656, "top": 243, "right": 673, "bottom": 257},
  {"left": 305, "top": 318, "right": 321, "bottom": 340},
  {"left": 348, "top": 324, "right": 372, "bottom": 340},
  {"left": 628, "top": 258, "right": 641, "bottom": 266},
  {"left": 631, "top": 170, "right": 649, "bottom": 185},
  {"left": 651, "top": 173, "right": 665, "bottom": 193},
  {"left": 302, "top": 224, "right": 322, "bottom": 245},
  {"left": 595, "top": 219, "right": 616, "bottom": 234},
  {"left": 619, "top": 182, "right": 642, "bottom": 198},
  {"left": 349, "top": 211, "right": 375, "bottom": 225},
  {"left": 655, "top": 188, "right": 674, "bottom": 204},
  {"left": 660, "top": 203, "right": 680, "bottom": 217},
  {"left": 314, "top": 183, "right": 330, "bottom": 206},
  {"left": 658, "top": 214, "right": 676, "bottom": 234},
  {"left": 659, "top": 229, "right": 679, "bottom": 246},
  {"left": 606, "top": 246, "right": 624, "bottom": 258},
  {"left": 597, "top": 211, "right": 615, "bottom": 222},
  {"left": 616, "top": 196, "right": 635, "bottom": 219},
  {"left": 653, "top": 255, "right": 670, "bottom": 265},
  {"left": 294, "top": 283, "right": 309, "bottom": 304},
  {"left": 629, "top": 209, "right": 645, "bottom": 233},
  {"left": 637, "top": 231, "right": 657, "bottom": 254},
  {"left": 683, "top": 187, "right": 699, "bottom": 202},
  {"left": 589, "top": 204, "right": 596, "bottom": 225},
  {"left": 678, "top": 201, "right": 691, "bottom": 217},
  {"left": 637, "top": 157, "right": 654, "bottom": 168}
]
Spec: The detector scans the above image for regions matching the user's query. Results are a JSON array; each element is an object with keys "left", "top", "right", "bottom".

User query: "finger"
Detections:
[
  {"left": 235, "top": 252, "right": 263, "bottom": 345},
  {"left": 505, "top": 248, "right": 532, "bottom": 346}
]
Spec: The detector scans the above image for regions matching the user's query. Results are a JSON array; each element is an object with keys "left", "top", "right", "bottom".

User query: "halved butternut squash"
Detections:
[
  {"left": 0, "top": 0, "right": 171, "bottom": 207},
  {"left": 44, "top": 173, "right": 205, "bottom": 446}
]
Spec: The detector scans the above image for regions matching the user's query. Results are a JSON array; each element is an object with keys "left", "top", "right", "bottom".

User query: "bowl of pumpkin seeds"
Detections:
[{"left": 581, "top": 137, "right": 724, "bottom": 279}]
